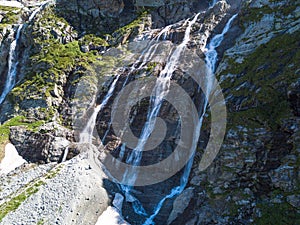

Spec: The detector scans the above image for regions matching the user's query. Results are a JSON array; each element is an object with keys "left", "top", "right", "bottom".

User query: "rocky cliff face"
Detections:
[
  {"left": 172, "top": 1, "right": 300, "bottom": 224},
  {"left": 0, "top": 0, "right": 299, "bottom": 224}
]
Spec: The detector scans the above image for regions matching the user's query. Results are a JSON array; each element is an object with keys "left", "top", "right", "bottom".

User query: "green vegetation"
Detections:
[
  {"left": 115, "top": 11, "right": 148, "bottom": 35},
  {"left": 11, "top": 6, "right": 114, "bottom": 96},
  {"left": 45, "top": 164, "right": 63, "bottom": 179},
  {"left": 9, "top": 7, "right": 109, "bottom": 123},
  {"left": 79, "top": 34, "right": 109, "bottom": 47},
  {"left": 11, "top": 6, "right": 100, "bottom": 99},
  {"left": 220, "top": 31, "right": 299, "bottom": 130},
  {"left": 113, "top": 11, "right": 149, "bottom": 43},
  {"left": 239, "top": 1, "right": 298, "bottom": 28},
  {"left": 240, "top": 5, "right": 274, "bottom": 24},
  {"left": 0, "top": 5, "right": 21, "bottom": 26},
  {"left": 145, "top": 62, "right": 158, "bottom": 72},
  {"left": 0, "top": 145, "right": 5, "bottom": 162},
  {"left": 0, "top": 180, "right": 45, "bottom": 222},
  {"left": 37, "top": 219, "right": 45, "bottom": 225},
  {"left": 256, "top": 202, "right": 300, "bottom": 225},
  {"left": 7, "top": 6, "right": 143, "bottom": 127}
]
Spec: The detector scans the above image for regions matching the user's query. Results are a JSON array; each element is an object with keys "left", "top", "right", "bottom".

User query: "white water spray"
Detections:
[
  {"left": 28, "top": 0, "right": 52, "bottom": 22},
  {"left": 121, "top": 13, "right": 200, "bottom": 185},
  {"left": 204, "top": 14, "right": 237, "bottom": 101},
  {"left": 143, "top": 158, "right": 194, "bottom": 225}
]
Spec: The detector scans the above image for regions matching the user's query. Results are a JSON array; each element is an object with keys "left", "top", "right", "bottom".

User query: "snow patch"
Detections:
[
  {"left": 0, "top": 143, "right": 26, "bottom": 175},
  {"left": 95, "top": 207, "right": 130, "bottom": 225},
  {"left": 95, "top": 193, "right": 130, "bottom": 225}
]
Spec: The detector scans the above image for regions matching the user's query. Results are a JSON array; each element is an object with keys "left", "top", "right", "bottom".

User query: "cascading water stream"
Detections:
[
  {"left": 202, "top": 13, "right": 237, "bottom": 112},
  {"left": 0, "top": 25, "right": 23, "bottom": 105},
  {"left": 0, "top": 0, "right": 52, "bottom": 105},
  {"left": 28, "top": 1, "right": 53, "bottom": 22},
  {"left": 205, "top": 14, "right": 238, "bottom": 74},
  {"left": 94, "top": 26, "right": 176, "bottom": 217},
  {"left": 136, "top": 25, "right": 172, "bottom": 70},
  {"left": 79, "top": 74, "right": 121, "bottom": 143},
  {"left": 28, "top": 0, "right": 53, "bottom": 22},
  {"left": 143, "top": 13, "right": 238, "bottom": 225},
  {"left": 122, "top": 12, "right": 200, "bottom": 182},
  {"left": 86, "top": 9, "right": 237, "bottom": 225},
  {"left": 102, "top": 26, "right": 172, "bottom": 143},
  {"left": 143, "top": 158, "right": 194, "bottom": 225},
  {"left": 116, "top": 12, "right": 201, "bottom": 222}
]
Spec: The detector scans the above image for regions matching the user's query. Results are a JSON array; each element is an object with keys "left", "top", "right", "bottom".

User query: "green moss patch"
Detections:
[
  {"left": 79, "top": 34, "right": 109, "bottom": 47},
  {"left": 0, "top": 5, "right": 21, "bottom": 25},
  {"left": 45, "top": 164, "right": 63, "bottom": 179},
  {"left": 220, "top": 31, "right": 299, "bottom": 130},
  {"left": 239, "top": 1, "right": 298, "bottom": 29},
  {"left": 240, "top": 5, "right": 274, "bottom": 24},
  {"left": 256, "top": 202, "right": 300, "bottom": 225},
  {"left": 112, "top": 11, "right": 150, "bottom": 43},
  {"left": 9, "top": 6, "right": 107, "bottom": 120},
  {"left": 37, "top": 219, "right": 45, "bottom": 225}
]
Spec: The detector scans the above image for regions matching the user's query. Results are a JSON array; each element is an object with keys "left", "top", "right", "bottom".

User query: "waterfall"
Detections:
[
  {"left": 136, "top": 25, "right": 172, "bottom": 70},
  {"left": 116, "top": 12, "right": 201, "bottom": 222},
  {"left": 28, "top": 0, "right": 53, "bottom": 22},
  {"left": 204, "top": 14, "right": 237, "bottom": 101},
  {"left": 117, "top": 27, "right": 174, "bottom": 213},
  {"left": 61, "top": 147, "right": 69, "bottom": 162},
  {"left": 0, "top": 0, "right": 52, "bottom": 105},
  {"left": 143, "top": 13, "right": 238, "bottom": 225},
  {"left": 79, "top": 75, "right": 121, "bottom": 143},
  {"left": 102, "top": 26, "right": 172, "bottom": 144},
  {"left": 121, "top": 12, "right": 200, "bottom": 184},
  {"left": 205, "top": 14, "right": 238, "bottom": 73},
  {"left": 143, "top": 158, "right": 194, "bottom": 225},
  {"left": 0, "top": 25, "right": 23, "bottom": 105},
  {"left": 85, "top": 9, "right": 237, "bottom": 225}
]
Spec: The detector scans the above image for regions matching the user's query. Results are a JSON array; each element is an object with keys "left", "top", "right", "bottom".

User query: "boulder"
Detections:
[{"left": 9, "top": 122, "right": 73, "bottom": 163}]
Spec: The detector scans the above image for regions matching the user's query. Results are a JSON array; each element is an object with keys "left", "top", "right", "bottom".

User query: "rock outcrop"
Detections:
[
  {"left": 10, "top": 122, "right": 73, "bottom": 163},
  {"left": 170, "top": 0, "right": 300, "bottom": 224}
]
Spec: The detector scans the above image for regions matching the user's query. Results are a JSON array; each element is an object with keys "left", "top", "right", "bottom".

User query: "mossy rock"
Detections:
[
  {"left": 239, "top": 0, "right": 298, "bottom": 29},
  {"left": 219, "top": 31, "right": 300, "bottom": 130},
  {"left": 112, "top": 11, "right": 151, "bottom": 44},
  {"left": 255, "top": 201, "right": 300, "bottom": 225},
  {"left": 0, "top": 5, "right": 21, "bottom": 25}
]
